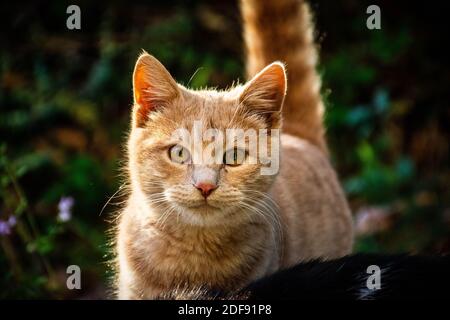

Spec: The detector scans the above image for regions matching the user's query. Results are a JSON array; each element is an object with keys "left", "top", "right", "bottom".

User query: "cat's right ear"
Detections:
[{"left": 132, "top": 52, "right": 180, "bottom": 127}]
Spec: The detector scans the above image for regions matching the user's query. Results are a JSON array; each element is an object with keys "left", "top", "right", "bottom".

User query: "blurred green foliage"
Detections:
[{"left": 1, "top": 0, "right": 449, "bottom": 298}]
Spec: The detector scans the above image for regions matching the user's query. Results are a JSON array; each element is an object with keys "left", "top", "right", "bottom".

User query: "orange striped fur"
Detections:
[{"left": 241, "top": 0, "right": 327, "bottom": 153}]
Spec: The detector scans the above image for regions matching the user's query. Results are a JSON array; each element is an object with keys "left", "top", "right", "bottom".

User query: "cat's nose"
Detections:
[{"left": 194, "top": 182, "right": 217, "bottom": 198}]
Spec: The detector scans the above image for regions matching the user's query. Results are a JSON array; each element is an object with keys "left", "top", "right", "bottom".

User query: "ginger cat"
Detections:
[{"left": 114, "top": 0, "right": 353, "bottom": 299}]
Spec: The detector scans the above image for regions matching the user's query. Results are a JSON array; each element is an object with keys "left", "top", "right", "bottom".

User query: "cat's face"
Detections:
[{"left": 128, "top": 53, "right": 286, "bottom": 226}]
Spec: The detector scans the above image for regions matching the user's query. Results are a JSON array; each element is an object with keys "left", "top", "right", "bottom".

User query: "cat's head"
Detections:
[{"left": 127, "top": 52, "right": 286, "bottom": 226}]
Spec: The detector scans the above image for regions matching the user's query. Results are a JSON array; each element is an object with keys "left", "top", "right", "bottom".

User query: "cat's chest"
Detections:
[{"left": 126, "top": 222, "right": 272, "bottom": 291}]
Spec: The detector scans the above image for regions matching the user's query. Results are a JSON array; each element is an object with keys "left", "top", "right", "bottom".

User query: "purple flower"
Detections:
[
  {"left": 58, "top": 210, "right": 72, "bottom": 222},
  {"left": 8, "top": 216, "right": 17, "bottom": 227},
  {"left": 58, "top": 196, "right": 74, "bottom": 222},
  {"left": 355, "top": 206, "right": 392, "bottom": 236},
  {"left": 0, "top": 220, "right": 11, "bottom": 236},
  {"left": 58, "top": 197, "right": 74, "bottom": 213}
]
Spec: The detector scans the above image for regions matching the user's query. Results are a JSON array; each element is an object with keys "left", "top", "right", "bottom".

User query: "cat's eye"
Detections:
[
  {"left": 223, "top": 148, "right": 246, "bottom": 166},
  {"left": 169, "top": 145, "right": 191, "bottom": 164}
]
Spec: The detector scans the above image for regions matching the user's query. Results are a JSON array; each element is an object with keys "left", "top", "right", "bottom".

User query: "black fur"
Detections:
[{"left": 232, "top": 254, "right": 450, "bottom": 300}]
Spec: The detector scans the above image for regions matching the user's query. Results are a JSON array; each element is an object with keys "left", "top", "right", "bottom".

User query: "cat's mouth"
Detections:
[
  {"left": 185, "top": 199, "right": 221, "bottom": 210},
  {"left": 167, "top": 195, "right": 244, "bottom": 226}
]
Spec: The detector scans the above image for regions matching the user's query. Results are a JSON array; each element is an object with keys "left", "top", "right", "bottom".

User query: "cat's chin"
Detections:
[{"left": 172, "top": 202, "right": 240, "bottom": 227}]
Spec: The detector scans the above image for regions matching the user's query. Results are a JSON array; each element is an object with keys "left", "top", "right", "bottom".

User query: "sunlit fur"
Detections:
[
  {"left": 114, "top": 0, "right": 353, "bottom": 299},
  {"left": 242, "top": 0, "right": 328, "bottom": 152}
]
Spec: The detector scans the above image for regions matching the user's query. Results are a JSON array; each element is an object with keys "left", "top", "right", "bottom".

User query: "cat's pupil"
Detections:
[
  {"left": 223, "top": 148, "right": 244, "bottom": 166},
  {"left": 169, "top": 145, "right": 191, "bottom": 164}
]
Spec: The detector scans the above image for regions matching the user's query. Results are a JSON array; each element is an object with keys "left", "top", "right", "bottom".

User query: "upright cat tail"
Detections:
[{"left": 241, "top": 0, "right": 327, "bottom": 153}]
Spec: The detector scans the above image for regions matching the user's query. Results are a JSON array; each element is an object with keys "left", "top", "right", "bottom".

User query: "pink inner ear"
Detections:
[
  {"left": 133, "top": 66, "right": 155, "bottom": 127},
  {"left": 132, "top": 54, "right": 181, "bottom": 127},
  {"left": 134, "top": 68, "right": 150, "bottom": 106}
]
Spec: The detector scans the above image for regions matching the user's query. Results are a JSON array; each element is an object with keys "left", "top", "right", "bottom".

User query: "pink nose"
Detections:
[{"left": 195, "top": 182, "right": 217, "bottom": 198}]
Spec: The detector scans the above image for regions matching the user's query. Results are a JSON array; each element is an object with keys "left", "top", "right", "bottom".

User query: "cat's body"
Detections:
[
  {"left": 117, "top": 133, "right": 352, "bottom": 299},
  {"left": 271, "top": 135, "right": 352, "bottom": 266},
  {"left": 114, "top": 0, "right": 353, "bottom": 299}
]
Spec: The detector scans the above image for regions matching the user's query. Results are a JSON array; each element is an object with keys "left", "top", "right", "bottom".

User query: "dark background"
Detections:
[{"left": 0, "top": 0, "right": 449, "bottom": 298}]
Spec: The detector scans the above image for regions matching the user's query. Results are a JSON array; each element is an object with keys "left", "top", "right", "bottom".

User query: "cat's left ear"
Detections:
[
  {"left": 239, "top": 62, "right": 287, "bottom": 128},
  {"left": 132, "top": 52, "right": 180, "bottom": 127}
]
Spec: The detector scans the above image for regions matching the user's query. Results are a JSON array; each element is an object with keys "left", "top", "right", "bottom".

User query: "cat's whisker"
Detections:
[
  {"left": 187, "top": 67, "right": 204, "bottom": 87},
  {"left": 239, "top": 189, "right": 281, "bottom": 220},
  {"left": 154, "top": 206, "right": 171, "bottom": 227},
  {"left": 99, "top": 182, "right": 128, "bottom": 217},
  {"left": 239, "top": 202, "right": 277, "bottom": 241},
  {"left": 157, "top": 206, "right": 177, "bottom": 229},
  {"left": 240, "top": 196, "right": 284, "bottom": 255},
  {"left": 241, "top": 189, "right": 280, "bottom": 209}
]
